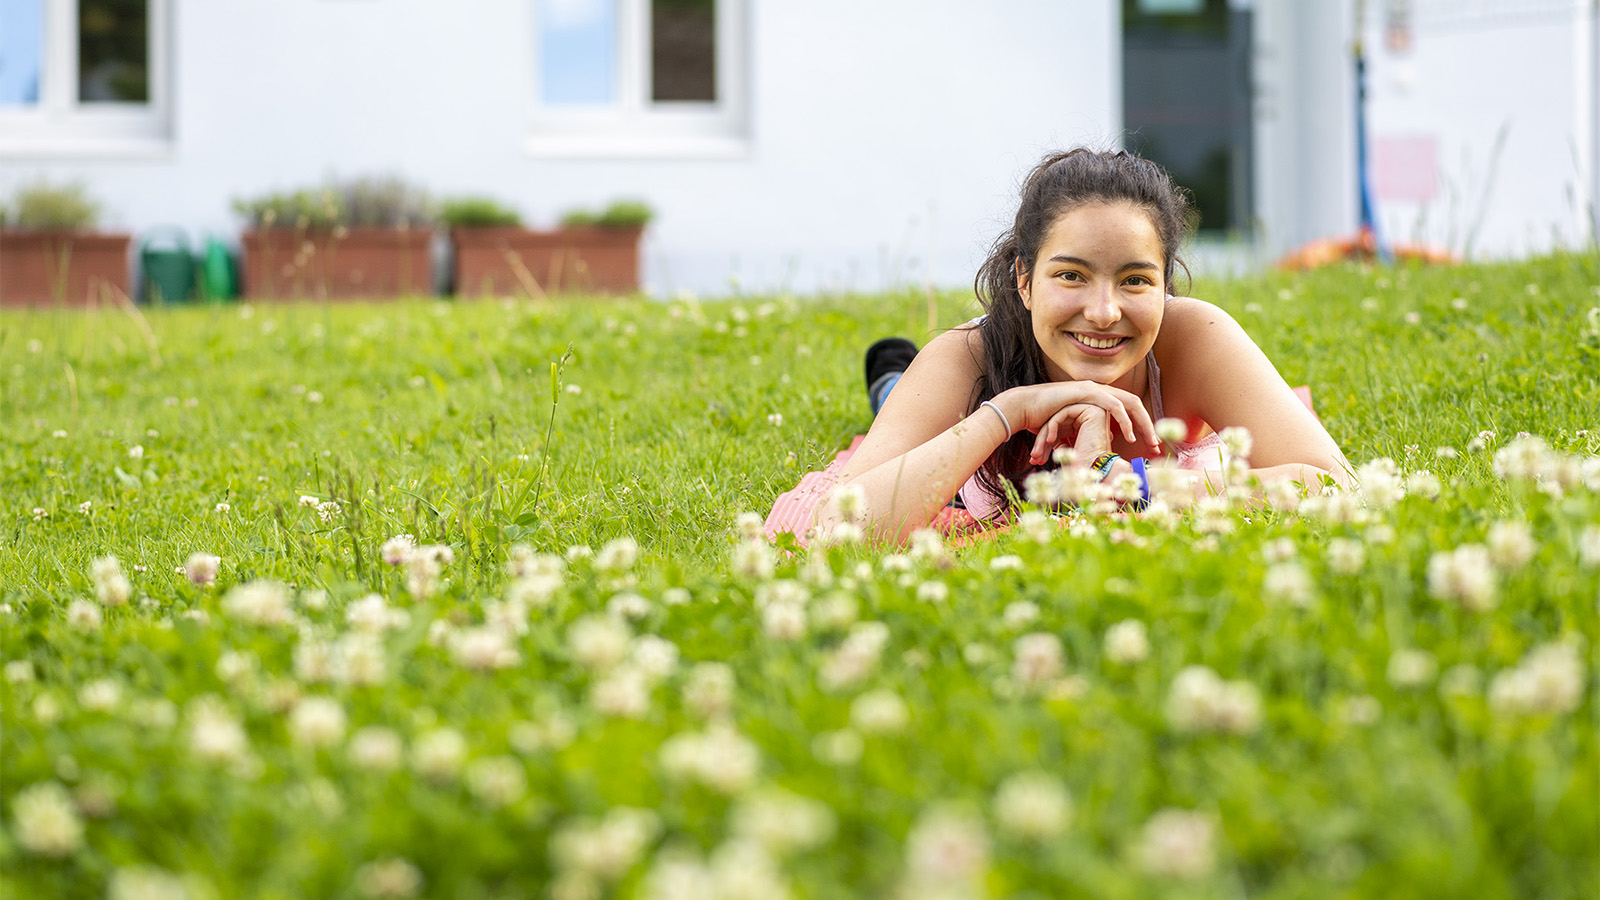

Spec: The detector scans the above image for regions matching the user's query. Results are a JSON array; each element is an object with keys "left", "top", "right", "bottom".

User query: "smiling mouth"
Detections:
[{"left": 1071, "top": 333, "right": 1129, "bottom": 350}]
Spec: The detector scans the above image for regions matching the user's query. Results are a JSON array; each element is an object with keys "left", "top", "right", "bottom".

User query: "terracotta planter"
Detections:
[
  {"left": 241, "top": 227, "right": 433, "bottom": 300},
  {"left": 0, "top": 231, "right": 133, "bottom": 307},
  {"left": 452, "top": 226, "right": 642, "bottom": 298}
]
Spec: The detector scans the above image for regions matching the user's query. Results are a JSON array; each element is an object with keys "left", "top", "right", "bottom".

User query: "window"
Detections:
[
  {"left": 0, "top": 0, "right": 171, "bottom": 156},
  {"left": 529, "top": 0, "right": 747, "bottom": 157},
  {"left": 1122, "top": 0, "right": 1254, "bottom": 234}
]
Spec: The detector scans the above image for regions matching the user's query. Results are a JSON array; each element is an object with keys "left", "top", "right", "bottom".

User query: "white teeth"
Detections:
[{"left": 1073, "top": 333, "right": 1124, "bottom": 350}]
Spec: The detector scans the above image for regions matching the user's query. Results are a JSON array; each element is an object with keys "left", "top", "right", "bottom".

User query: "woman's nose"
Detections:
[{"left": 1083, "top": 283, "right": 1121, "bottom": 328}]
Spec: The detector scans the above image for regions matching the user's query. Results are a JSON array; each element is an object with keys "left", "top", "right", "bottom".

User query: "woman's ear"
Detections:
[{"left": 1014, "top": 257, "right": 1031, "bottom": 310}]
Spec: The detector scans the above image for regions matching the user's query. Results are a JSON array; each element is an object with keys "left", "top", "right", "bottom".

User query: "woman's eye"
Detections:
[
  {"left": 1059, "top": 270, "right": 1083, "bottom": 282},
  {"left": 1125, "top": 275, "right": 1151, "bottom": 286}
]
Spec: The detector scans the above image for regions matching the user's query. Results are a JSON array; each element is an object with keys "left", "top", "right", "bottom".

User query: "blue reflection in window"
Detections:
[
  {"left": 0, "top": 0, "right": 43, "bottom": 105},
  {"left": 539, "top": 0, "right": 617, "bottom": 105}
]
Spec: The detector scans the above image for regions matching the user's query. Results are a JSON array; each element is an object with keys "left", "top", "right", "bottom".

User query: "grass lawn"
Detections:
[{"left": 1, "top": 253, "right": 1597, "bottom": 899}]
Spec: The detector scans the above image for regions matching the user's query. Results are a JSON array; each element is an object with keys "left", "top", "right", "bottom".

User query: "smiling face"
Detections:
[{"left": 1017, "top": 201, "right": 1167, "bottom": 393}]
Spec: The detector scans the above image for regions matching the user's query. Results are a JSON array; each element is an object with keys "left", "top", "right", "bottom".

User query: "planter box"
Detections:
[
  {"left": 452, "top": 226, "right": 642, "bottom": 298},
  {"left": 0, "top": 231, "right": 133, "bottom": 307},
  {"left": 241, "top": 227, "right": 433, "bottom": 300}
]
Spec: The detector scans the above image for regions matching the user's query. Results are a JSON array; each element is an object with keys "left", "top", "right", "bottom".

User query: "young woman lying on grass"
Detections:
[{"left": 767, "top": 148, "right": 1351, "bottom": 545}]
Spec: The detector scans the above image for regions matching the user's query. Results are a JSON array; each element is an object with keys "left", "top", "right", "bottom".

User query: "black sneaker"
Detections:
[{"left": 864, "top": 337, "right": 918, "bottom": 395}]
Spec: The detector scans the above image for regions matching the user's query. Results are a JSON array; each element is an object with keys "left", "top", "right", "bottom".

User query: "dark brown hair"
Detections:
[{"left": 966, "top": 148, "right": 1195, "bottom": 514}]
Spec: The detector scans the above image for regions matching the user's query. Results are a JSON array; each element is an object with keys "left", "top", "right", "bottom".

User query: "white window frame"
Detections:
[
  {"left": 526, "top": 0, "right": 748, "bottom": 159},
  {"left": 0, "top": 0, "right": 173, "bottom": 158}
]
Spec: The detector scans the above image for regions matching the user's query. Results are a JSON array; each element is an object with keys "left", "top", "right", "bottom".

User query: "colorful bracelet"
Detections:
[{"left": 1089, "top": 452, "right": 1121, "bottom": 481}]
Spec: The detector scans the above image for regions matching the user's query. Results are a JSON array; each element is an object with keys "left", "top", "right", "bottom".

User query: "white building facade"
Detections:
[{"left": 1, "top": 0, "right": 1595, "bottom": 297}]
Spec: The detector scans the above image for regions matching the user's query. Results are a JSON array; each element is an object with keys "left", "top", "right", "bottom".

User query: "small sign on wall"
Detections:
[{"left": 1374, "top": 135, "right": 1437, "bottom": 203}]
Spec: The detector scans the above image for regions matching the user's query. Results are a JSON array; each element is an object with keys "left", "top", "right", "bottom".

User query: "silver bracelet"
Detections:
[{"left": 980, "top": 400, "right": 1012, "bottom": 440}]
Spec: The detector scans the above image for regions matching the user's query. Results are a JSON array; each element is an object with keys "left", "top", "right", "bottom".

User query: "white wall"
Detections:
[
  {"left": 0, "top": 0, "right": 1121, "bottom": 297},
  {"left": 1362, "top": 1, "right": 1597, "bottom": 258}
]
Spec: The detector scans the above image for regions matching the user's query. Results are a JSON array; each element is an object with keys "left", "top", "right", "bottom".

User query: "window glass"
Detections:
[
  {"left": 650, "top": 0, "right": 715, "bottom": 102},
  {"left": 1122, "top": 0, "right": 1253, "bottom": 233},
  {"left": 539, "top": 0, "right": 618, "bottom": 105},
  {"left": 0, "top": 0, "right": 43, "bottom": 105},
  {"left": 78, "top": 0, "right": 149, "bottom": 102}
]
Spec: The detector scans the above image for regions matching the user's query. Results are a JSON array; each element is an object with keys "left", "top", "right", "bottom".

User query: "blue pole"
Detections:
[{"left": 1355, "top": 44, "right": 1392, "bottom": 263}]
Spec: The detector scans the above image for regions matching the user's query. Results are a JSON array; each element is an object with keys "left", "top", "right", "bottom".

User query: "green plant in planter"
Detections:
[
  {"left": 7, "top": 181, "right": 100, "bottom": 231},
  {"left": 558, "top": 199, "right": 655, "bottom": 229},
  {"left": 342, "top": 176, "right": 435, "bottom": 228},
  {"left": 597, "top": 199, "right": 654, "bottom": 228},
  {"left": 232, "top": 189, "right": 343, "bottom": 230},
  {"left": 440, "top": 196, "right": 523, "bottom": 228},
  {"left": 233, "top": 176, "right": 434, "bottom": 230}
]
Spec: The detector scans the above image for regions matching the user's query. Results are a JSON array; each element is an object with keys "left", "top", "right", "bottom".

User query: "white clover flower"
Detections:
[
  {"left": 850, "top": 689, "right": 910, "bottom": 734},
  {"left": 818, "top": 621, "right": 889, "bottom": 691},
  {"left": 221, "top": 580, "right": 294, "bottom": 626},
  {"left": 450, "top": 627, "right": 521, "bottom": 671},
  {"left": 993, "top": 771, "right": 1073, "bottom": 840},
  {"left": 811, "top": 729, "right": 864, "bottom": 766},
  {"left": 589, "top": 666, "right": 652, "bottom": 719},
  {"left": 1493, "top": 435, "right": 1553, "bottom": 482},
  {"left": 1104, "top": 619, "right": 1150, "bottom": 665},
  {"left": 404, "top": 554, "right": 443, "bottom": 602},
  {"left": 299, "top": 494, "right": 320, "bottom": 507},
  {"left": 762, "top": 600, "right": 807, "bottom": 641},
  {"left": 66, "top": 599, "right": 103, "bottom": 633},
  {"left": 1016, "top": 509, "right": 1054, "bottom": 543},
  {"left": 734, "top": 512, "right": 766, "bottom": 542},
  {"left": 1137, "top": 808, "right": 1216, "bottom": 879},
  {"left": 596, "top": 536, "right": 640, "bottom": 572},
  {"left": 187, "top": 696, "right": 250, "bottom": 764},
  {"left": 1155, "top": 417, "right": 1188, "bottom": 446},
  {"left": 1387, "top": 649, "right": 1438, "bottom": 689},
  {"left": 289, "top": 696, "right": 347, "bottom": 749},
  {"left": 1024, "top": 470, "right": 1061, "bottom": 506},
  {"left": 346, "top": 593, "right": 406, "bottom": 634},
  {"left": 659, "top": 724, "right": 762, "bottom": 793},
  {"left": 1486, "top": 520, "right": 1537, "bottom": 570},
  {"left": 184, "top": 552, "right": 220, "bottom": 586},
  {"left": 506, "top": 544, "right": 565, "bottom": 579},
  {"left": 730, "top": 788, "right": 837, "bottom": 854},
  {"left": 565, "top": 543, "right": 594, "bottom": 562},
  {"left": 354, "top": 857, "right": 424, "bottom": 899},
  {"left": 824, "top": 522, "right": 863, "bottom": 545},
  {"left": 683, "top": 662, "right": 735, "bottom": 720},
  {"left": 731, "top": 540, "right": 776, "bottom": 579},
  {"left": 5, "top": 659, "right": 35, "bottom": 683},
  {"left": 809, "top": 592, "right": 859, "bottom": 632},
  {"left": 1404, "top": 470, "right": 1442, "bottom": 500},
  {"left": 465, "top": 755, "right": 528, "bottom": 809},
  {"left": 661, "top": 587, "right": 692, "bottom": 606},
  {"left": 1262, "top": 561, "right": 1316, "bottom": 607},
  {"left": 568, "top": 615, "right": 632, "bottom": 671},
  {"left": 90, "top": 555, "right": 132, "bottom": 606},
  {"left": 1261, "top": 537, "right": 1297, "bottom": 563},
  {"left": 904, "top": 806, "right": 990, "bottom": 884},
  {"left": 348, "top": 727, "right": 404, "bottom": 771},
  {"left": 1166, "top": 666, "right": 1261, "bottom": 735},
  {"left": 831, "top": 484, "right": 866, "bottom": 524},
  {"left": 214, "top": 502, "right": 231, "bottom": 514},
  {"left": 1355, "top": 457, "right": 1405, "bottom": 509},
  {"left": 989, "top": 554, "right": 1022, "bottom": 571},
  {"left": 1012, "top": 632, "right": 1065, "bottom": 688},
  {"left": 1580, "top": 526, "right": 1600, "bottom": 569},
  {"left": 1326, "top": 537, "right": 1366, "bottom": 575},
  {"left": 550, "top": 807, "right": 663, "bottom": 882},
  {"left": 1427, "top": 544, "right": 1497, "bottom": 611},
  {"left": 1219, "top": 426, "right": 1253, "bottom": 461},
  {"left": 78, "top": 677, "right": 122, "bottom": 712},
  {"left": 629, "top": 635, "right": 680, "bottom": 681},
  {"left": 316, "top": 500, "right": 341, "bottom": 522},
  {"left": 1488, "top": 641, "right": 1584, "bottom": 717},
  {"left": 1002, "top": 600, "right": 1039, "bottom": 628},
  {"left": 107, "top": 866, "right": 191, "bottom": 900},
  {"left": 11, "top": 781, "right": 84, "bottom": 857},
  {"left": 410, "top": 728, "right": 467, "bottom": 783},
  {"left": 916, "top": 580, "right": 949, "bottom": 603},
  {"left": 380, "top": 535, "right": 416, "bottom": 565}
]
